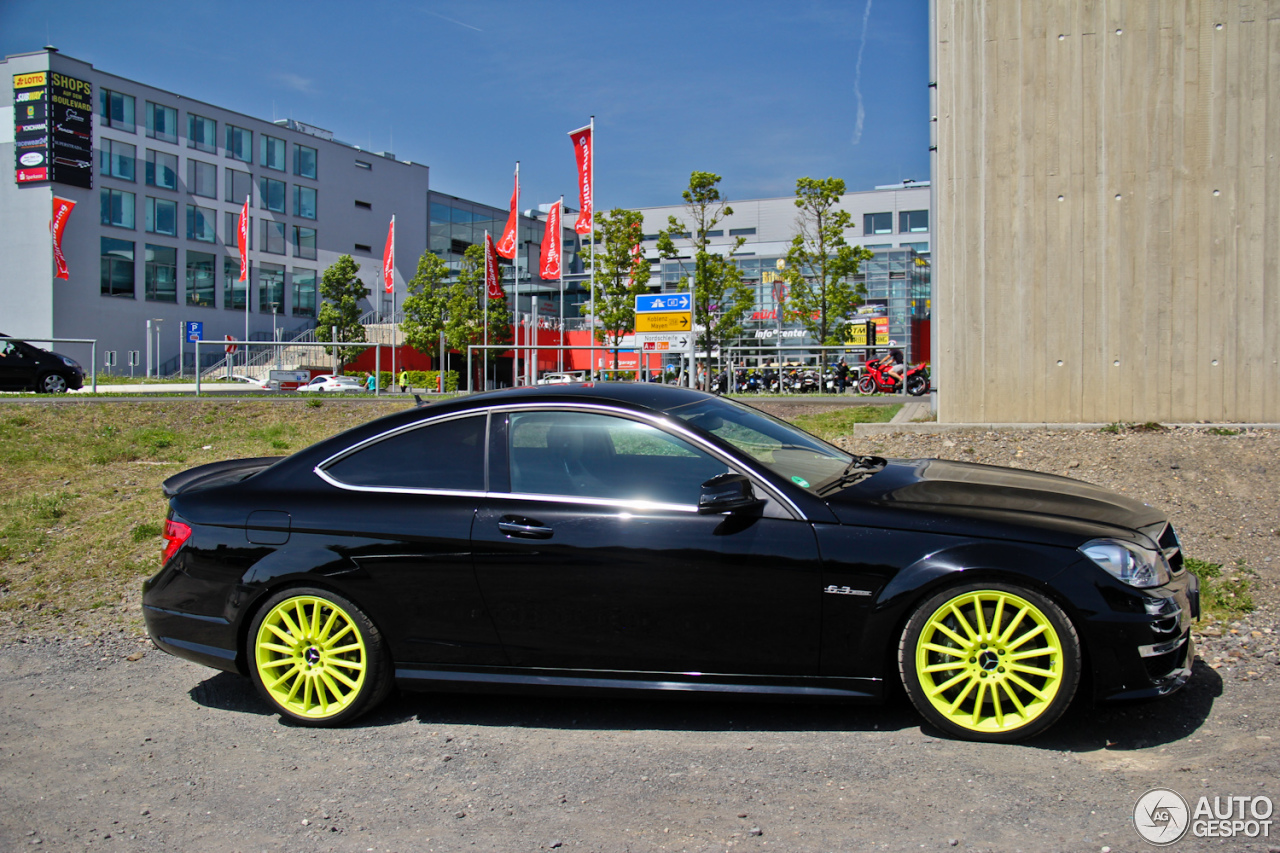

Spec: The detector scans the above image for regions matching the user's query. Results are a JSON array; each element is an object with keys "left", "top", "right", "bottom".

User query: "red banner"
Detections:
[
  {"left": 484, "top": 233, "right": 504, "bottom": 299},
  {"left": 382, "top": 217, "right": 395, "bottom": 294},
  {"left": 539, "top": 201, "right": 562, "bottom": 280},
  {"left": 569, "top": 125, "right": 592, "bottom": 234},
  {"left": 496, "top": 166, "right": 518, "bottom": 259},
  {"left": 237, "top": 197, "right": 249, "bottom": 282},
  {"left": 50, "top": 197, "right": 76, "bottom": 280}
]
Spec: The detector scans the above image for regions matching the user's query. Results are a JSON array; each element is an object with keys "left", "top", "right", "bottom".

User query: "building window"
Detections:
[
  {"left": 188, "top": 160, "right": 217, "bottom": 199},
  {"left": 293, "top": 226, "right": 316, "bottom": 260},
  {"left": 260, "top": 135, "right": 286, "bottom": 171},
  {"left": 901, "top": 241, "right": 930, "bottom": 253},
  {"left": 899, "top": 210, "right": 929, "bottom": 233},
  {"left": 225, "top": 124, "right": 252, "bottom": 162},
  {"left": 100, "top": 238, "right": 134, "bottom": 297},
  {"left": 705, "top": 230, "right": 723, "bottom": 237},
  {"left": 186, "top": 204, "right": 216, "bottom": 243},
  {"left": 225, "top": 168, "right": 252, "bottom": 204},
  {"left": 294, "top": 144, "right": 317, "bottom": 179},
  {"left": 259, "top": 263, "right": 285, "bottom": 313},
  {"left": 261, "top": 220, "right": 286, "bottom": 255},
  {"left": 186, "top": 251, "right": 216, "bottom": 308},
  {"left": 354, "top": 243, "right": 372, "bottom": 253},
  {"left": 225, "top": 211, "right": 250, "bottom": 248},
  {"left": 99, "top": 139, "right": 136, "bottom": 181},
  {"left": 294, "top": 185, "right": 317, "bottom": 219},
  {"left": 101, "top": 188, "right": 135, "bottom": 229},
  {"left": 224, "top": 256, "right": 248, "bottom": 309},
  {"left": 291, "top": 268, "right": 316, "bottom": 317},
  {"left": 144, "top": 244, "right": 178, "bottom": 303},
  {"left": 729, "top": 227, "right": 757, "bottom": 237},
  {"left": 99, "top": 89, "right": 135, "bottom": 132},
  {"left": 145, "top": 149, "right": 177, "bottom": 190},
  {"left": 355, "top": 160, "right": 371, "bottom": 170},
  {"left": 188, "top": 114, "right": 216, "bottom": 153},
  {"left": 258, "top": 177, "right": 286, "bottom": 213},
  {"left": 864, "top": 212, "right": 893, "bottom": 235},
  {"left": 145, "top": 197, "right": 177, "bottom": 236},
  {"left": 145, "top": 102, "right": 178, "bottom": 143}
]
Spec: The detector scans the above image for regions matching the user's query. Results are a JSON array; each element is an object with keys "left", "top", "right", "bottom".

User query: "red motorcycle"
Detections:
[{"left": 858, "top": 359, "right": 931, "bottom": 396}]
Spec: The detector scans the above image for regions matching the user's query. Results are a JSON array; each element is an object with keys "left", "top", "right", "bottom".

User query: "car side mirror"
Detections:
[{"left": 698, "top": 473, "right": 764, "bottom": 514}]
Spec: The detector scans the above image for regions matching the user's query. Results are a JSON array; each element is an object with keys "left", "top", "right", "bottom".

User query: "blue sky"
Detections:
[{"left": 2, "top": 0, "right": 930, "bottom": 211}]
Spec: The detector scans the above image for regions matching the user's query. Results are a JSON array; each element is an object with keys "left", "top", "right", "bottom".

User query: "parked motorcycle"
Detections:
[{"left": 858, "top": 359, "right": 931, "bottom": 396}]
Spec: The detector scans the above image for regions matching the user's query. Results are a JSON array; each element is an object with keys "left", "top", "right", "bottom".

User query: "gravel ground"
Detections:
[{"left": 2, "top": 421, "right": 1278, "bottom": 853}]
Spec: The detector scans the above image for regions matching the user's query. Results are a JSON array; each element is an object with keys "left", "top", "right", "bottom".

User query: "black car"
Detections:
[
  {"left": 143, "top": 384, "right": 1198, "bottom": 742},
  {"left": 0, "top": 335, "right": 85, "bottom": 393}
]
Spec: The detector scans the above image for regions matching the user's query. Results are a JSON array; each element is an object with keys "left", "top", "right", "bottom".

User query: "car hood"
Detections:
[{"left": 826, "top": 458, "right": 1166, "bottom": 545}]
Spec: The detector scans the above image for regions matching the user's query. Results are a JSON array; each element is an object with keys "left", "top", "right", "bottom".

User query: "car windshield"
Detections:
[{"left": 668, "top": 396, "right": 854, "bottom": 493}]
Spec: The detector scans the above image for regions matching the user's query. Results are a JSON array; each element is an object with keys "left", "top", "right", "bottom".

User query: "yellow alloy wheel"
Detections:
[
  {"left": 251, "top": 589, "right": 386, "bottom": 724},
  {"left": 901, "top": 583, "right": 1080, "bottom": 742}
]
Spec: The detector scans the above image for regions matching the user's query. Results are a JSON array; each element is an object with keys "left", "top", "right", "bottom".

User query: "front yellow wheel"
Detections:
[
  {"left": 900, "top": 583, "right": 1080, "bottom": 742},
  {"left": 249, "top": 588, "right": 390, "bottom": 725}
]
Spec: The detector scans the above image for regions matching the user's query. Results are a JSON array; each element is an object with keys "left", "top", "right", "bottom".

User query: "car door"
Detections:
[
  {"left": 0, "top": 340, "right": 36, "bottom": 390},
  {"left": 472, "top": 407, "right": 823, "bottom": 677}
]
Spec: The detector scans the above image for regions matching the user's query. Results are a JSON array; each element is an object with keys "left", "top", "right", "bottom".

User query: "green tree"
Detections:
[
  {"left": 444, "top": 245, "right": 512, "bottom": 388},
  {"left": 656, "top": 171, "right": 754, "bottom": 389},
  {"left": 783, "top": 177, "right": 873, "bottom": 374},
  {"left": 316, "top": 254, "right": 368, "bottom": 368},
  {"left": 584, "top": 208, "right": 650, "bottom": 369},
  {"left": 399, "top": 250, "right": 451, "bottom": 363}
]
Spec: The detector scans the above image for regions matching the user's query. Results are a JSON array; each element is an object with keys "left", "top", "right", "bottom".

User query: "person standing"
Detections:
[
  {"left": 836, "top": 360, "right": 849, "bottom": 393},
  {"left": 365, "top": 372, "right": 376, "bottom": 393},
  {"left": 398, "top": 369, "right": 409, "bottom": 394}
]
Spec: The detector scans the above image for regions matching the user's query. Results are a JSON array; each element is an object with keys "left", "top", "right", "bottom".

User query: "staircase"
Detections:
[{"left": 199, "top": 311, "right": 389, "bottom": 380}]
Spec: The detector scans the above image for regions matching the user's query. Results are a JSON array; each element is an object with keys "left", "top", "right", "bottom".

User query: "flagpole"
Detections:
[
  {"left": 243, "top": 195, "right": 250, "bottom": 374},
  {"left": 557, "top": 195, "right": 565, "bottom": 373},
  {"left": 390, "top": 214, "right": 397, "bottom": 391},
  {"left": 513, "top": 162, "right": 520, "bottom": 386},
  {"left": 588, "top": 116, "right": 596, "bottom": 379},
  {"left": 483, "top": 229, "right": 489, "bottom": 392}
]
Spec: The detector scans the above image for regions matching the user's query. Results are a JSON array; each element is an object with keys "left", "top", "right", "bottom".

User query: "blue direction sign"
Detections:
[
  {"left": 185, "top": 321, "right": 203, "bottom": 343},
  {"left": 635, "top": 293, "right": 691, "bottom": 313}
]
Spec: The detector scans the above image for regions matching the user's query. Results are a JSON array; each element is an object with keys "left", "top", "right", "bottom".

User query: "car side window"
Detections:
[
  {"left": 508, "top": 411, "right": 728, "bottom": 505},
  {"left": 324, "top": 414, "right": 486, "bottom": 491}
]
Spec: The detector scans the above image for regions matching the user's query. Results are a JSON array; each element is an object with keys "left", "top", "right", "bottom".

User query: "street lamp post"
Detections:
[{"left": 271, "top": 303, "right": 280, "bottom": 370}]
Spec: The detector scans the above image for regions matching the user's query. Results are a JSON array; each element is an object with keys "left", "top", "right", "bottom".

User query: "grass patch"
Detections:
[
  {"left": 1208, "top": 427, "right": 1241, "bottom": 436},
  {"left": 791, "top": 405, "right": 899, "bottom": 437},
  {"left": 0, "top": 399, "right": 410, "bottom": 637},
  {"left": 1185, "top": 556, "right": 1255, "bottom": 621}
]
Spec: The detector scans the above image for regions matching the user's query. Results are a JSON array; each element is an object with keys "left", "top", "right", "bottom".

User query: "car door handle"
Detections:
[{"left": 497, "top": 518, "right": 553, "bottom": 539}]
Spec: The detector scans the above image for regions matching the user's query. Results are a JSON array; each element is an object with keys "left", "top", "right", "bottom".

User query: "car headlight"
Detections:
[
  {"left": 60, "top": 356, "right": 80, "bottom": 369},
  {"left": 1080, "top": 539, "right": 1172, "bottom": 588}
]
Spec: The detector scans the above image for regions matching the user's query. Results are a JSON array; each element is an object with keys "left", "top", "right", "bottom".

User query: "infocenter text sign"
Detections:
[{"left": 12, "top": 71, "right": 93, "bottom": 189}]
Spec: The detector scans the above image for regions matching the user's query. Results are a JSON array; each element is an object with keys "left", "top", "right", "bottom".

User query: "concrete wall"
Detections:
[{"left": 934, "top": 0, "right": 1278, "bottom": 423}]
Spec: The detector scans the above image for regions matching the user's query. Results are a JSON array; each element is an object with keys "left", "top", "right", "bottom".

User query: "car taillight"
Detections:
[{"left": 161, "top": 519, "right": 192, "bottom": 565}]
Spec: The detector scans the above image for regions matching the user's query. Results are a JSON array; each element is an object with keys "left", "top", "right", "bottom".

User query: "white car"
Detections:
[
  {"left": 226, "top": 374, "right": 276, "bottom": 391},
  {"left": 298, "top": 375, "right": 367, "bottom": 393},
  {"left": 537, "top": 372, "right": 586, "bottom": 385}
]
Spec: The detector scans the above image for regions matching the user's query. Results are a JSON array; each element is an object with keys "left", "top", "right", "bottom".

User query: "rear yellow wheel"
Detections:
[
  {"left": 249, "top": 588, "right": 390, "bottom": 725},
  {"left": 900, "top": 582, "right": 1080, "bottom": 742}
]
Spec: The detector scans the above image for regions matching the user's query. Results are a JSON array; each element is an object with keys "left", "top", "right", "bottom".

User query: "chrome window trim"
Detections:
[{"left": 313, "top": 401, "right": 806, "bottom": 520}]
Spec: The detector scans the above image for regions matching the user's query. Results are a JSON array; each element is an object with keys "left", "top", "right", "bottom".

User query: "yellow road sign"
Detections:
[{"left": 635, "top": 312, "right": 691, "bottom": 332}]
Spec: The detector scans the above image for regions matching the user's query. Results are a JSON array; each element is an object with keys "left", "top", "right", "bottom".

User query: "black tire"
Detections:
[
  {"left": 898, "top": 581, "right": 1081, "bottom": 743},
  {"left": 37, "top": 372, "right": 69, "bottom": 393},
  {"left": 247, "top": 586, "right": 392, "bottom": 726},
  {"left": 906, "top": 374, "right": 928, "bottom": 396},
  {"left": 856, "top": 376, "right": 877, "bottom": 395}
]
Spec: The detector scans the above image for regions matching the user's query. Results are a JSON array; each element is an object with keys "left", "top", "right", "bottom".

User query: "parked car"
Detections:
[
  {"left": 225, "top": 374, "right": 276, "bottom": 391},
  {"left": 0, "top": 335, "right": 85, "bottom": 393},
  {"left": 297, "top": 375, "right": 365, "bottom": 393},
  {"left": 537, "top": 371, "right": 586, "bottom": 385},
  {"left": 144, "top": 383, "right": 1198, "bottom": 741}
]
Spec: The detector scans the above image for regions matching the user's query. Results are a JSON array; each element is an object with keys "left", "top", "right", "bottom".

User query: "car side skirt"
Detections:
[{"left": 393, "top": 665, "right": 883, "bottom": 701}]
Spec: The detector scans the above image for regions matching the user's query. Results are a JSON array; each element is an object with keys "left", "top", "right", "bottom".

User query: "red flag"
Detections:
[
  {"left": 539, "top": 201, "right": 562, "bottom": 280},
  {"left": 237, "top": 197, "right": 249, "bottom": 282},
  {"left": 382, "top": 216, "right": 395, "bottom": 294},
  {"left": 628, "top": 221, "right": 643, "bottom": 285},
  {"left": 569, "top": 125, "right": 592, "bottom": 234},
  {"left": 496, "top": 165, "right": 518, "bottom": 259},
  {"left": 484, "top": 233, "right": 504, "bottom": 299},
  {"left": 50, "top": 197, "right": 76, "bottom": 280}
]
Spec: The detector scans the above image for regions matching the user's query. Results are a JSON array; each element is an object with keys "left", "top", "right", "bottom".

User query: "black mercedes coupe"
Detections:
[{"left": 143, "top": 383, "right": 1198, "bottom": 742}]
